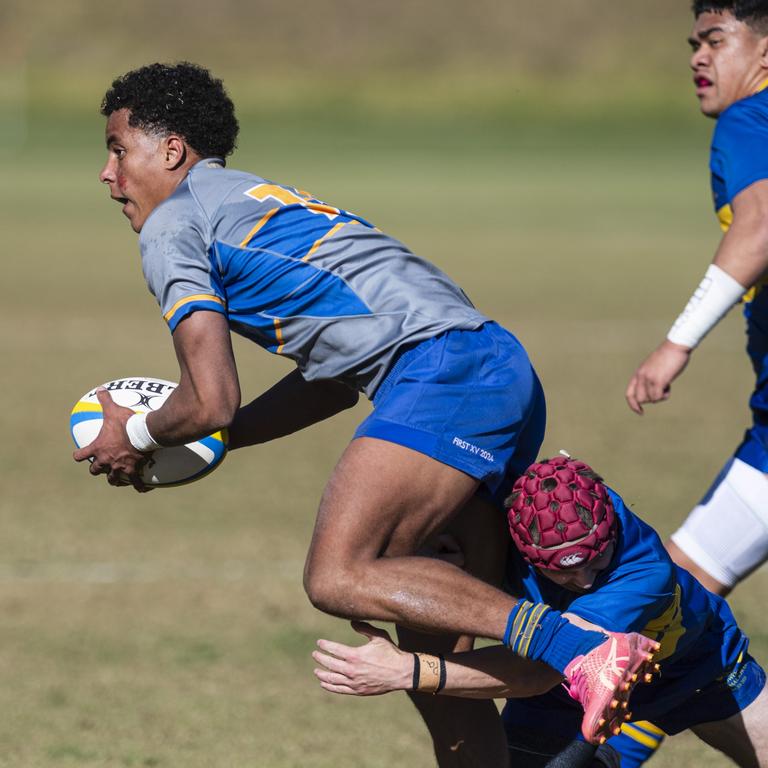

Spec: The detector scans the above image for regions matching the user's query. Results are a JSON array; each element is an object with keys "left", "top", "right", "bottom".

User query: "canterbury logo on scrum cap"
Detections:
[{"left": 559, "top": 553, "right": 587, "bottom": 568}]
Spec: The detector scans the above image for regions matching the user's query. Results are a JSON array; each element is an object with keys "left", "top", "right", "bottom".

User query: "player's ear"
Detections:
[
  {"left": 163, "top": 135, "right": 188, "bottom": 170},
  {"left": 759, "top": 34, "right": 768, "bottom": 69}
]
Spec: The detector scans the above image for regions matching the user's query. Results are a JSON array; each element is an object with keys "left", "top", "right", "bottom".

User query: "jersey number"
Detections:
[{"left": 244, "top": 184, "right": 341, "bottom": 220}]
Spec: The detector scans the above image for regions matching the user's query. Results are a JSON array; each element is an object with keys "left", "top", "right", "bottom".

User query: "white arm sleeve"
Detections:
[{"left": 666, "top": 264, "right": 746, "bottom": 349}]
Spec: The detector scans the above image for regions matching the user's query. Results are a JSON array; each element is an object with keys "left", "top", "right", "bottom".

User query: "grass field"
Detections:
[{"left": 2, "top": 104, "right": 766, "bottom": 767}]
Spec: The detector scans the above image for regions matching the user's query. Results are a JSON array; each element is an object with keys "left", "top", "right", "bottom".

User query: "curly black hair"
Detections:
[
  {"left": 101, "top": 62, "right": 239, "bottom": 159},
  {"left": 693, "top": 0, "right": 768, "bottom": 32}
]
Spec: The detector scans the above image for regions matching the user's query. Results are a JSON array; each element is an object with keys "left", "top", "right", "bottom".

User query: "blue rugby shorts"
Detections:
[
  {"left": 651, "top": 652, "right": 766, "bottom": 734},
  {"left": 501, "top": 652, "right": 765, "bottom": 741},
  {"left": 354, "top": 321, "right": 546, "bottom": 496}
]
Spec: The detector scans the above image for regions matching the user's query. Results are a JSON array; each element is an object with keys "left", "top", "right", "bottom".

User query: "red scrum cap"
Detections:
[{"left": 506, "top": 456, "right": 617, "bottom": 571}]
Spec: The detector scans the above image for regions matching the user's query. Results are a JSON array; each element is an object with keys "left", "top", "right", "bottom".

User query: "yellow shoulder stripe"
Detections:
[
  {"left": 303, "top": 221, "right": 349, "bottom": 261},
  {"left": 239, "top": 207, "right": 280, "bottom": 247}
]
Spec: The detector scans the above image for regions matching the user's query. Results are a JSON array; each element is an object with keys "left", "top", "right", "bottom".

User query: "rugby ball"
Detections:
[{"left": 70, "top": 376, "right": 227, "bottom": 487}]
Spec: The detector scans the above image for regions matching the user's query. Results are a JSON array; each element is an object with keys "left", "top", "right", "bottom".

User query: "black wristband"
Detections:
[
  {"left": 435, "top": 654, "right": 447, "bottom": 693},
  {"left": 411, "top": 653, "right": 420, "bottom": 691}
]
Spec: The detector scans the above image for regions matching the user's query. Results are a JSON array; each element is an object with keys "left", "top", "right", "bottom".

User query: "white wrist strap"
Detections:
[
  {"left": 666, "top": 264, "right": 746, "bottom": 349},
  {"left": 125, "top": 412, "right": 162, "bottom": 452}
]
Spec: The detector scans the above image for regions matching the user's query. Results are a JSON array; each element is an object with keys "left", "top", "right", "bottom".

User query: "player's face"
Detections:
[
  {"left": 689, "top": 11, "right": 768, "bottom": 118},
  {"left": 536, "top": 542, "right": 615, "bottom": 594},
  {"left": 99, "top": 109, "right": 179, "bottom": 233}
]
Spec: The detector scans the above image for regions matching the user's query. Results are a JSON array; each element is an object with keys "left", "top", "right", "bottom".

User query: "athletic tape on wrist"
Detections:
[
  {"left": 436, "top": 654, "right": 447, "bottom": 693},
  {"left": 667, "top": 264, "right": 746, "bottom": 349},
  {"left": 410, "top": 653, "right": 447, "bottom": 694},
  {"left": 413, "top": 653, "right": 442, "bottom": 693},
  {"left": 125, "top": 413, "right": 161, "bottom": 453}
]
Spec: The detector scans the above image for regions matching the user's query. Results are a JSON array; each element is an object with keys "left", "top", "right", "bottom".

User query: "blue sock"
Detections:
[
  {"left": 608, "top": 722, "right": 665, "bottom": 768},
  {"left": 504, "top": 601, "right": 607, "bottom": 674}
]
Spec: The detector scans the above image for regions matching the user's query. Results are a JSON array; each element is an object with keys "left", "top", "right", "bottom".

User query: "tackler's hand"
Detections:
[{"left": 313, "top": 621, "right": 412, "bottom": 696}]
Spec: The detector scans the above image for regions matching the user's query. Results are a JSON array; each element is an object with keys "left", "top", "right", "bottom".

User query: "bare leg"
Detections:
[
  {"left": 304, "top": 438, "right": 649, "bottom": 748},
  {"left": 396, "top": 494, "right": 514, "bottom": 767},
  {"left": 666, "top": 540, "right": 731, "bottom": 597},
  {"left": 303, "top": 438, "right": 519, "bottom": 638},
  {"left": 691, "top": 681, "right": 768, "bottom": 767}
]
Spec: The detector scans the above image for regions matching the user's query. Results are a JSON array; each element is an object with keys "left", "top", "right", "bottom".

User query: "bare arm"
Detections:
[
  {"left": 145, "top": 311, "right": 241, "bottom": 445},
  {"left": 626, "top": 179, "right": 768, "bottom": 415},
  {"left": 313, "top": 621, "right": 561, "bottom": 699},
  {"left": 74, "top": 308, "right": 359, "bottom": 484},
  {"left": 72, "top": 310, "right": 240, "bottom": 485},
  {"left": 228, "top": 369, "right": 359, "bottom": 450}
]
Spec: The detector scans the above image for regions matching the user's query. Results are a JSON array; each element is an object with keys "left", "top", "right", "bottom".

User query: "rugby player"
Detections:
[
  {"left": 313, "top": 457, "right": 768, "bottom": 768},
  {"left": 626, "top": 0, "right": 768, "bottom": 597},
  {"left": 72, "top": 63, "right": 656, "bottom": 745}
]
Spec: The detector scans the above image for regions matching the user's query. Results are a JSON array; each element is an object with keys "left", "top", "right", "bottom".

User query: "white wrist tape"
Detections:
[
  {"left": 125, "top": 412, "right": 162, "bottom": 452},
  {"left": 666, "top": 264, "right": 746, "bottom": 349}
]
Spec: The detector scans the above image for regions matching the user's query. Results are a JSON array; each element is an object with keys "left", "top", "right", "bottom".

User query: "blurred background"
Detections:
[{"left": 0, "top": 1, "right": 759, "bottom": 766}]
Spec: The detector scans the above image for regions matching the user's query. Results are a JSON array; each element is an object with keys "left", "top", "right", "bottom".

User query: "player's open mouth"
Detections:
[
  {"left": 694, "top": 76, "right": 713, "bottom": 93},
  {"left": 112, "top": 196, "right": 131, "bottom": 215}
]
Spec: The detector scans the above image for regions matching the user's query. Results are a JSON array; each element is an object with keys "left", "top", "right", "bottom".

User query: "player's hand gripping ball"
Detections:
[
  {"left": 506, "top": 456, "right": 617, "bottom": 570},
  {"left": 70, "top": 377, "right": 227, "bottom": 487}
]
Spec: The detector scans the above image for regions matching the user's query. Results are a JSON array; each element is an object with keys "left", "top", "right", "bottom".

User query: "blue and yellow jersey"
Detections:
[
  {"left": 503, "top": 489, "right": 749, "bottom": 726},
  {"left": 711, "top": 82, "right": 768, "bottom": 301},
  {"left": 139, "top": 159, "right": 487, "bottom": 397},
  {"left": 711, "top": 82, "right": 768, "bottom": 236},
  {"left": 710, "top": 86, "right": 768, "bottom": 463}
]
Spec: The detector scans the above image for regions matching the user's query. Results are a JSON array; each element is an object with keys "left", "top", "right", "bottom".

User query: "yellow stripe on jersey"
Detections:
[
  {"left": 305, "top": 202, "right": 341, "bottom": 217},
  {"left": 273, "top": 317, "right": 285, "bottom": 355},
  {"left": 717, "top": 203, "right": 733, "bottom": 232},
  {"left": 643, "top": 584, "right": 684, "bottom": 661},
  {"left": 743, "top": 276, "right": 768, "bottom": 304},
  {"left": 239, "top": 207, "right": 280, "bottom": 247},
  {"left": 715, "top": 204, "right": 768, "bottom": 304},
  {"left": 304, "top": 221, "right": 350, "bottom": 261},
  {"left": 163, "top": 294, "right": 225, "bottom": 323}
]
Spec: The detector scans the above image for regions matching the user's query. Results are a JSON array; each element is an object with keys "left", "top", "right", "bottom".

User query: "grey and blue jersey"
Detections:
[{"left": 139, "top": 159, "right": 488, "bottom": 396}]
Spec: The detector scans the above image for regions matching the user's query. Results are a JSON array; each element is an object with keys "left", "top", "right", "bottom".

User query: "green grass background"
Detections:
[{"left": 1, "top": 1, "right": 767, "bottom": 765}]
